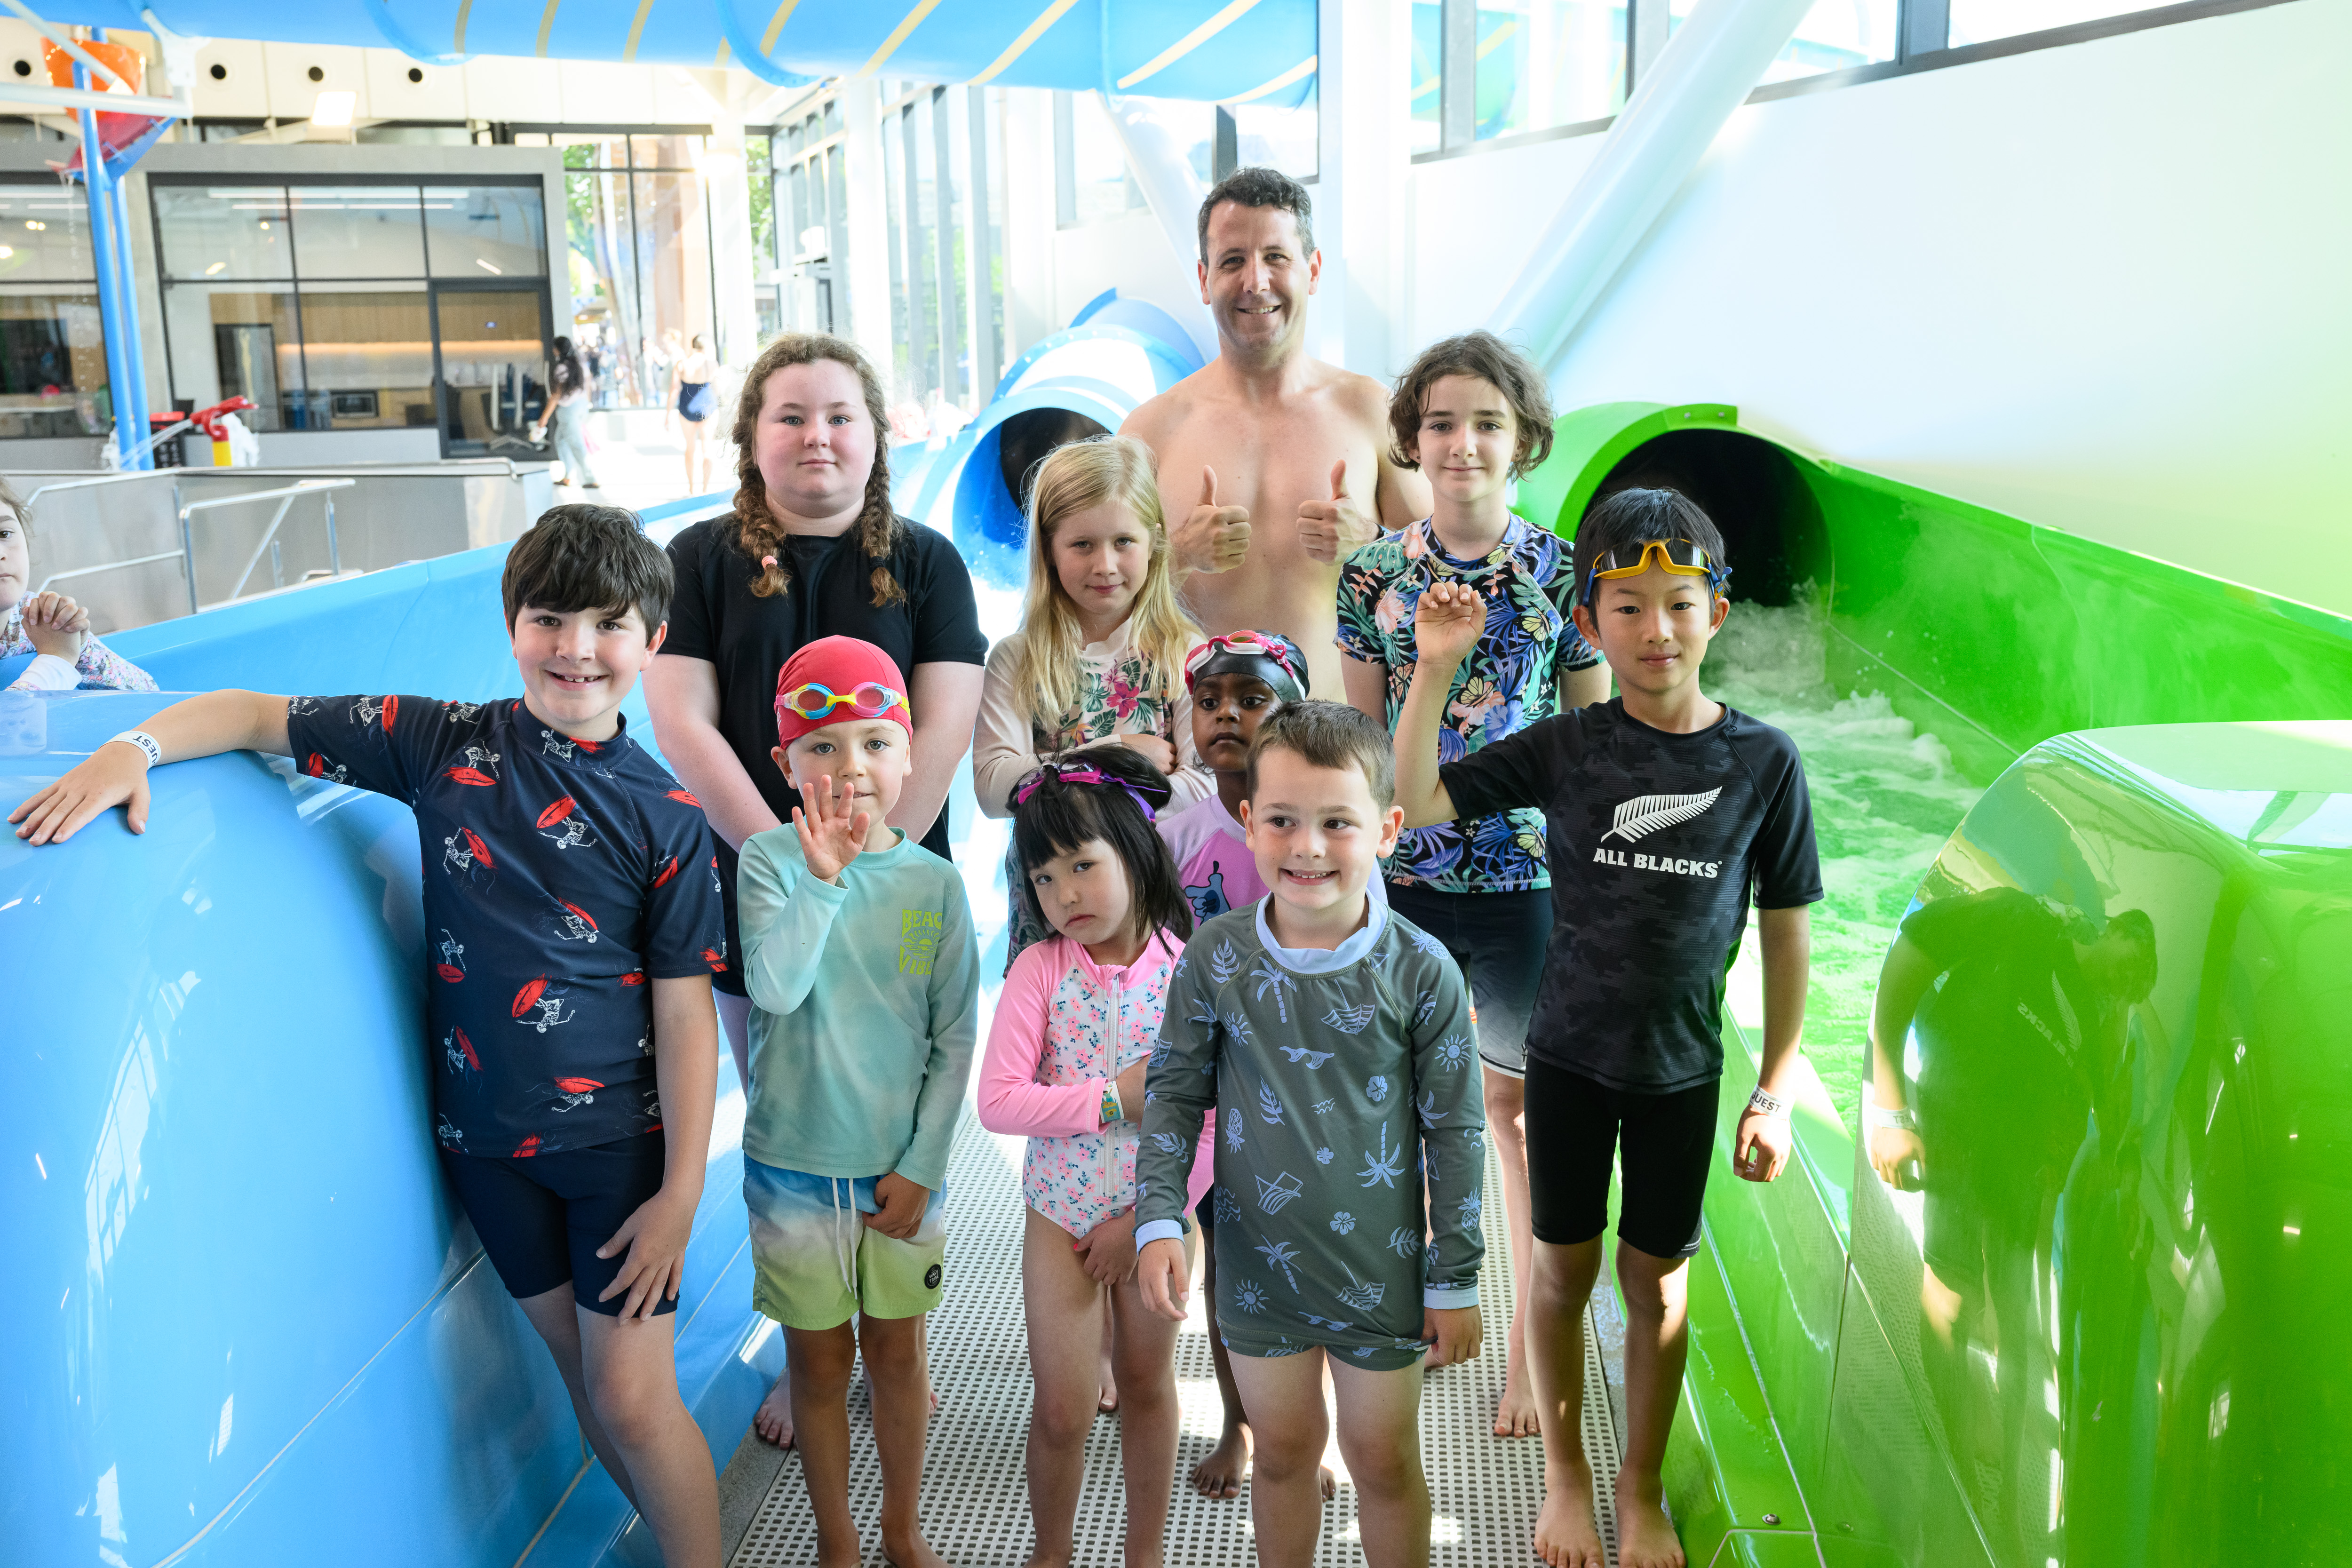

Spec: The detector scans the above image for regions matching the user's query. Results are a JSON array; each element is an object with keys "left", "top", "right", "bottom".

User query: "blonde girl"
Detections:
[{"left": 973, "top": 435, "right": 1210, "bottom": 956}]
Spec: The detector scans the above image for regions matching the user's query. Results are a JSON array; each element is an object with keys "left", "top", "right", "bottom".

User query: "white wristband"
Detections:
[
  {"left": 107, "top": 729, "right": 162, "bottom": 766},
  {"left": 1864, "top": 1102, "right": 1917, "bottom": 1132},
  {"left": 1746, "top": 1086, "right": 1788, "bottom": 1119}
]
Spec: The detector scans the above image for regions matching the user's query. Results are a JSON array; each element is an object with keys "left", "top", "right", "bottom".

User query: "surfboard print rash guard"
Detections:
[
  {"left": 1136, "top": 902, "right": 1486, "bottom": 1362},
  {"left": 284, "top": 696, "right": 726, "bottom": 1157},
  {"left": 1438, "top": 697, "right": 1823, "bottom": 1094}
]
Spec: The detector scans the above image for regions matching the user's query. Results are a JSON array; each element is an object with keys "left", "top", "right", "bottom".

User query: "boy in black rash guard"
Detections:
[
  {"left": 10, "top": 506, "right": 730, "bottom": 1567},
  {"left": 1391, "top": 487, "right": 1821, "bottom": 1568}
]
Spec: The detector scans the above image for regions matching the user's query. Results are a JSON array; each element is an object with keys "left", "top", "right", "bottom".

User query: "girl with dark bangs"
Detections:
[{"left": 977, "top": 747, "right": 1214, "bottom": 1568}]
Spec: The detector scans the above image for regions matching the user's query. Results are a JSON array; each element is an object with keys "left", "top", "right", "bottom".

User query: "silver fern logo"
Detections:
[{"left": 1599, "top": 787, "right": 1722, "bottom": 843}]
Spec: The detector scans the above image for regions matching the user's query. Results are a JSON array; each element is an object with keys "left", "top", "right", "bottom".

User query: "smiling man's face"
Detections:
[{"left": 1199, "top": 200, "right": 1317, "bottom": 359}]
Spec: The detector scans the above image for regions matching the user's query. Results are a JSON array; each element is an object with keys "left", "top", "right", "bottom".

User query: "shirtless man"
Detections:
[{"left": 1122, "top": 167, "right": 1431, "bottom": 699}]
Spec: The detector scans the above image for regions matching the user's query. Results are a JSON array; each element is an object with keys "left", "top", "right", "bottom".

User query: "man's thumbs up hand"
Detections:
[
  {"left": 1298, "top": 456, "right": 1376, "bottom": 565},
  {"left": 1172, "top": 464, "right": 1252, "bottom": 575}
]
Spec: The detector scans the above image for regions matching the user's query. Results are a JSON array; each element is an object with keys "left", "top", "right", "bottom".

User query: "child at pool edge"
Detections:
[
  {"left": 1337, "top": 332, "right": 1611, "bottom": 1441},
  {"left": 1136, "top": 700, "right": 1487, "bottom": 1568},
  {"left": 735, "top": 634, "right": 979, "bottom": 1568},
  {"left": 0, "top": 475, "right": 157, "bottom": 692},
  {"left": 1393, "top": 487, "right": 1823, "bottom": 1568},
  {"left": 976, "top": 748, "right": 1215, "bottom": 1568},
  {"left": 974, "top": 433, "right": 1210, "bottom": 966},
  {"left": 10, "top": 504, "right": 729, "bottom": 1567},
  {"left": 1152, "top": 628, "right": 1335, "bottom": 1503}
]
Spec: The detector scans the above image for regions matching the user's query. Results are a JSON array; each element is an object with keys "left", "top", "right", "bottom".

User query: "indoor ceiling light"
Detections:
[
  {"left": 310, "top": 90, "right": 356, "bottom": 128},
  {"left": 204, "top": 261, "right": 226, "bottom": 275},
  {"left": 475, "top": 258, "right": 501, "bottom": 274}
]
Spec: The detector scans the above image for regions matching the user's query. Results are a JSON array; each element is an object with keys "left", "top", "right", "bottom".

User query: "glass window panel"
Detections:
[
  {"left": 632, "top": 170, "right": 713, "bottom": 406},
  {"left": 1411, "top": 1, "right": 1442, "bottom": 153},
  {"left": 911, "top": 92, "right": 942, "bottom": 400},
  {"left": 436, "top": 288, "right": 547, "bottom": 451},
  {"left": 154, "top": 185, "right": 292, "bottom": 281},
  {"left": 0, "top": 185, "right": 95, "bottom": 283},
  {"left": 292, "top": 283, "right": 432, "bottom": 430},
  {"left": 883, "top": 102, "right": 910, "bottom": 391},
  {"left": 557, "top": 135, "right": 628, "bottom": 168},
  {"left": 0, "top": 284, "right": 105, "bottom": 436},
  {"left": 1233, "top": 82, "right": 1319, "bottom": 180},
  {"left": 1068, "top": 92, "right": 1139, "bottom": 225},
  {"left": 746, "top": 135, "right": 775, "bottom": 272},
  {"left": 424, "top": 185, "right": 548, "bottom": 279},
  {"left": 1665, "top": 0, "right": 1894, "bottom": 81},
  {"left": 564, "top": 167, "right": 639, "bottom": 410},
  {"left": 630, "top": 134, "right": 704, "bottom": 169},
  {"left": 290, "top": 186, "right": 425, "bottom": 280},
  {"left": 1948, "top": 0, "right": 2150, "bottom": 47},
  {"left": 161, "top": 284, "right": 302, "bottom": 432},
  {"left": 1477, "top": 2, "right": 1629, "bottom": 142},
  {"left": 824, "top": 143, "right": 848, "bottom": 336}
]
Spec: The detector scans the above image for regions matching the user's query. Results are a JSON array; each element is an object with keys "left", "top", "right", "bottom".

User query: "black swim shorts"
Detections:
[{"left": 1525, "top": 1059, "right": 1717, "bottom": 1259}]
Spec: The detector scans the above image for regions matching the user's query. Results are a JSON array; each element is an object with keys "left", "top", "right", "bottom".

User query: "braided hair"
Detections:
[{"left": 730, "top": 333, "right": 905, "bottom": 607}]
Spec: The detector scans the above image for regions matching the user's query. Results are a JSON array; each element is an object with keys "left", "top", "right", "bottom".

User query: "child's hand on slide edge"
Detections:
[
  {"left": 596, "top": 1185, "right": 699, "bottom": 1321},
  {"left": 791, "top": 772, "right": 871, "bottom": 883},
  {"left": 1074, "top": 1210, "right": 1138, "bottom": 1284},
  {"left": 863, "top": 1170, "right": 930, "bottom": 1240},
  {"left": 10, "top": 737, "right": 153, "bottom": 844},
  {"left": 1422, "top": 1305, "right": 1483, "bottom": 1367},
  {"left": 1136, "top": 1236, "right": 1189, "bottom": 1321},
  {"left": 1412, "top": 579, "right": 1487, "bottom": 666}
]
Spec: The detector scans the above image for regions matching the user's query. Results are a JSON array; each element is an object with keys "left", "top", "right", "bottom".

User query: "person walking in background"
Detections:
[
  {"left": 642, "top": 331, "right": 987, "bottom": 1452},
  {"left": 537, "top": 336, "right": 601, "bottom": 491},
  {"left": 671, "top": 333, "right": 720, "bottom": 496}
]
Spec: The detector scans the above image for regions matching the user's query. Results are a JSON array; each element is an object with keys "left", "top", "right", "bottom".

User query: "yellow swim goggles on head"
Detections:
[{"left": 1581, "top": 538, "right": 1730, "bottom": 604}]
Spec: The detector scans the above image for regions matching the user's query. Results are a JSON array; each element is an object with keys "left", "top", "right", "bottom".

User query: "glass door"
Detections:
[{"left": 429, "top": 283, "right": 549, "bottom": 457}]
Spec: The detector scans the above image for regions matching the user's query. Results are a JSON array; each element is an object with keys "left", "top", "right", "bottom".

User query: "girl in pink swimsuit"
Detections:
[{"left": 977, "top": 747, "right": 1214, "bottom": 1568}]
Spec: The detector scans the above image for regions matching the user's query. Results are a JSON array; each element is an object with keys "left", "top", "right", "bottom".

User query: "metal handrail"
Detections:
[
  {"left": 178, "top": 479, "right": 354, "bottom": 614},
  {"left": 20, "top": 470, "right": 168, "bottom": 509},
  {"left": 34, "top": 550, "right": 187, "bottom": 594}
]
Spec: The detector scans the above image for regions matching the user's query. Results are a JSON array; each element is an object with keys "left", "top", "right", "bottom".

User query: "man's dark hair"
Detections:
[
  {"left": 1388, "top": 330, "right": 1556, "bottom": 480},
  {"left": 1574, "top": 487, "right": 1730, "bottom": 608},
  {"left": 1196, "top": 166, "right": 1314, "bottom": 263},
  {"left": 1244, "top": 700, "right": 1395, "bottom": 811},
  {"left": 1011, "top": 746, "right": 1192, "bottom": 946},
  {"left": 501, "top": 503, "right": 670, "bottom": 635}
]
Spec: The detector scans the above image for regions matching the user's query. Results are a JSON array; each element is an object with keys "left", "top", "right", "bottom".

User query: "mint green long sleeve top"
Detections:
[{"left": 735, "top": 826, "right": 980, "bottom": 1191}]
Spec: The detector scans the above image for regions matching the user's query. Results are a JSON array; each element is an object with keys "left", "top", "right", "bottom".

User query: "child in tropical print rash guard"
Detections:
[{"left": 1136, "top": 701, "right": 1484, "bottom": 1568}]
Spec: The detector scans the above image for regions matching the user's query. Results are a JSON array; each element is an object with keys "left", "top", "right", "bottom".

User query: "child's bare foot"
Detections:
[
  {"left": 1020, "top": 1548, "right": 1073, "bottom": 1568},
  {"left": 815, "top": 1523, "right": 864, "bottom": 1568},
  {"left": 1493, "top": 1359, "right": 1541, "bottom": 1437},
  {"left": 1533, "top": 1461, "right": 1605, "bottom": 1568},
  {"left": 882, "top": 1528, "right": 955, "bottom": 1568},
  {"left": 1190, "top": 1421, "right": 1251, "bottom": 1497},
  {"left": 1098, "top": 1347, "right": 1119, "bottom": 1414},
  {"left": 1319, "top": 1463, "right": 1336, "bottom": 1501},
  {"left": 752, "top": 1370, "right": 793, "bottom": 1447},
  {"left": 1612, "top": 1474, "right": 1685, "bottom": 1568}
]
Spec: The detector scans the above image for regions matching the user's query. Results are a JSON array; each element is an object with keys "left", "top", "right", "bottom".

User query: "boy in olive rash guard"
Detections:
[{"left": 1137, "top": 701, "right": 1484, "bottom": 1568}]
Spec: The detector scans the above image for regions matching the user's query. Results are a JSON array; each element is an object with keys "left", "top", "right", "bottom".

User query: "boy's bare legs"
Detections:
[
  {"left": 579, "top": 1307, "right": 723, "bottom": 1568},
  {"left": 1613, "top": 1242, "right": 1692, "bottom": 1568},
  {"left": 516, "top": 1284, "right": 641, "bottom": 1510},
  {"left": 1525, "top": 1234, "right": 1606, "bottom": 1568},
  {"left": 1021, "top": 1205, "right": 1109, "bottom": 1567},
  {"left": 862, "top": 1309, "right": 952, "bottom": 1568},
  {"left": 1109, "top": 1258, "right": 1188, "bottom": 1568},
  {"left": 1225, "top": 1349, "right": 1331, "bottom": 1568},
  {"left": 1328, "top": 1355, "right": 1433, "bottom": 1568},
  {"left": 1485, "top": 1069, "right": 1540, "bottom": 1437},
  {"left": 783, "top": 1321, "right": 865, "bottom": 1568}
]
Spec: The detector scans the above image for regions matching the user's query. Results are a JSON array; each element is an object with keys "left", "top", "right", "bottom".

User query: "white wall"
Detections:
[
  {"left": 1049, "top": 207, "right": 1207, "bottom": 350},
  {"left": 1409, "top": 0, "right": 2352, "bottom": 614}
]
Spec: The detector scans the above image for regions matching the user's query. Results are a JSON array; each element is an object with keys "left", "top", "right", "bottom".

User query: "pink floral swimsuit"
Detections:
[{"left": 975, "top": 929, "right": 1216, "bottom": 1237}]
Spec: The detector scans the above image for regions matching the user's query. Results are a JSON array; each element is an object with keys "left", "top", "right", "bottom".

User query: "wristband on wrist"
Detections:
[
  {"left": 107, "top": 729, "right": 162, "bottom": 766},
  {"left": 1865, "top": 1101, "right": 1917, "bottom": 1132},
  {"left": 1101, "top": 1081, "right": 1124, "bottom": 1126},
  {"left": 1746, "top": 1086, "right": 1788, "bottom": 1119}
]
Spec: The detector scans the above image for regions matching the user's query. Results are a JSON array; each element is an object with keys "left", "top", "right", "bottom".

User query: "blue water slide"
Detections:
[
  {"left": 894, "top": 291, "right": 1203, "bottom": 587},
  {"left": 0, "top": 493, "right": 771, "bottom": 1568}
]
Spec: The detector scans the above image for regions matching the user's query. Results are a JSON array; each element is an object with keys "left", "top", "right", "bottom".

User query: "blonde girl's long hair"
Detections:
[
  {"left": 1014, "top": 435, "right": 1199, "bottom": 734},
  {"left": 731, "top": 332, "right": 904, "bottom": 606}
]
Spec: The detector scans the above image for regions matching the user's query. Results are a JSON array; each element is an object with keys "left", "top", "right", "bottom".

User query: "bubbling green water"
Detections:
[{"left": 1708, "top": 599, "right": 1987, "bottom": 1122}]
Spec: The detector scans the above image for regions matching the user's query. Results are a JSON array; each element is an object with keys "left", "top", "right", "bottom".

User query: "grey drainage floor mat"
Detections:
[{"left": 730, "top": 1117, "right": 1623, "bottom": 1567}]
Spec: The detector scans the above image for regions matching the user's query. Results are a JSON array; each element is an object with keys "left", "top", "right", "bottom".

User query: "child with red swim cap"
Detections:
[{"left": 734, "top": 634, "right": 979, "bottom": 1568}]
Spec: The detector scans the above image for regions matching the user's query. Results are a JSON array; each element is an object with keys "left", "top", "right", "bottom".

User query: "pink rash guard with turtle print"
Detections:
[{"left": 977, "top": 928, "right": 1216, "bottom": 1238}]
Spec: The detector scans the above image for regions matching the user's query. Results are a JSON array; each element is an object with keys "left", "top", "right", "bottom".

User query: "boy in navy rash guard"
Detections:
[{"left": 10, "top": 505, "right": 731, "bottom": 1567}]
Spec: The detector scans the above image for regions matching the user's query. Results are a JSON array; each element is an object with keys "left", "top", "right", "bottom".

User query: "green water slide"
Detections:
[{"left": 1516, "top": 405, "right": 2352, "bottom": 1565}]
